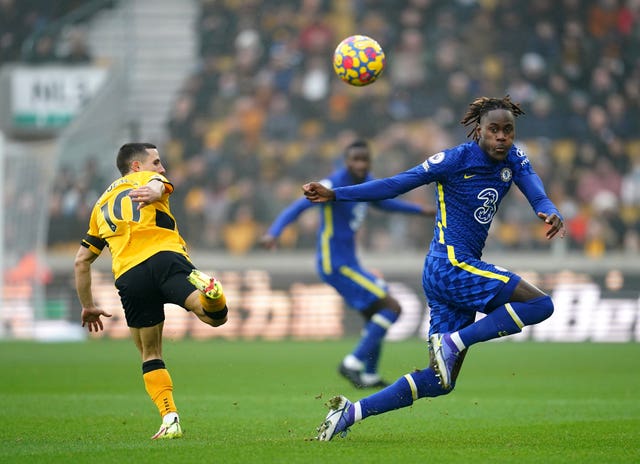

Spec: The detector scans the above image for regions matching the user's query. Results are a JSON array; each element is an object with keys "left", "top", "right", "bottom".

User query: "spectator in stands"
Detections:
[
  {"left": 4, "top": 0, "right": 100, "bottom": 65},
  {"left": 0, "top": 0, "right": 23, "bottom": 63},
  {"left": 61, "top": 27, "right": 92, "bottom": 64},
  {"left": 27, "top": 34, "right": 58, "bottom": 64},
  {"left": 263, "top": 92, "right": 300, "bottom": 142}
]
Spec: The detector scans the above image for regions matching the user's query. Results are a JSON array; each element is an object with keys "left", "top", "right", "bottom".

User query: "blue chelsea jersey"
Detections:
[
  {"left": 268, "top": 167, "right": 424, "bottom": 271},
  {"left": 424, "top": 142, "right": 534, "bottom": 258},
  {"left": 333, "top": 141, "right": 561, "bottom": 260},
  {"left": 316, "top": 168, "right": 372, "bottom": 264}
]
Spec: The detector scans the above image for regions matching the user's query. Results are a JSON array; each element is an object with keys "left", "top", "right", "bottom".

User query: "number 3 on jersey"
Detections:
[{"left": 474, "top": 188, "right": 498, "bottom": 224}]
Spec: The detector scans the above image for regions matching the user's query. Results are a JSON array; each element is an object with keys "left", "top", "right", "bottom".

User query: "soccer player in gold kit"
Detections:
[{"left": 74, "top": 142, "right": 228, "bottom": 440}]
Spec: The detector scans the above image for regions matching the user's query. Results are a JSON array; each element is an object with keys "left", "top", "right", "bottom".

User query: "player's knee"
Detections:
[
  {"left": 523, "top": 295, "right": 554, "bottom": 325},
  {"left": 208, "top": 316, "right": 227, "bottom": 327},
  {"left": 204, "top": 305, "right": 228, "bottom": 326},
  {"left": 363, "top": 296, "right": 401, "bottom": 321},
  {"left": 386, "top": 297, "right": 402, "bottom": 316},
  {"left": 539, "top": 295, "right": 554, "bottom": 321}
]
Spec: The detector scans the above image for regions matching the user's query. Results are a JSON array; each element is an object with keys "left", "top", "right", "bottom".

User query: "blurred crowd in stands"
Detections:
[
  {"left": 26, "top": 0, "right": 640, "bottom": 256},
  {"left": 0, "top": 0, "right": 94, "bottom": 64}
]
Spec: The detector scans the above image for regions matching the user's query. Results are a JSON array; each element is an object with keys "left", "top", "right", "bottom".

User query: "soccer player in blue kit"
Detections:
[
  {"left": 261, "top": 139, "right": 434, "bottom": 389},
  {"left": 304, "top": 96, "right": 566, "bottom": 440}
]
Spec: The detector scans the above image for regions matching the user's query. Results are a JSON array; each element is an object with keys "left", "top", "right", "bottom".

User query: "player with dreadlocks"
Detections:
[{"left": 304, "top": 95, "right": 566, "bottom": 441}]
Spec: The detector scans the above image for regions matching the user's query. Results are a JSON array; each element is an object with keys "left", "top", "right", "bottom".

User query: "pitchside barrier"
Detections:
[{"left": 1, "top": 251, "right": 638, "bottom": 342}]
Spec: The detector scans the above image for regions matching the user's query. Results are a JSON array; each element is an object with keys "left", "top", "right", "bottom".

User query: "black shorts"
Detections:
[{"left": 115, "top": 251, "right": 197, "bottom": 328}]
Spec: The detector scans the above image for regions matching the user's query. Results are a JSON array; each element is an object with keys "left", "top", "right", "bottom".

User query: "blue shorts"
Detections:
[
  {"left": 422, "top": 254, "right": 520, "bottom": 336},
  {"left": 319, "top": 262, "right": 388, "bottom": 311}
]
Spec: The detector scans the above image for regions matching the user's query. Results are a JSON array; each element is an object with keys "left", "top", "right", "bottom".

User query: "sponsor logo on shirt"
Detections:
[{"left": 428, "top": 151, "right": 445, "bottom": 164}]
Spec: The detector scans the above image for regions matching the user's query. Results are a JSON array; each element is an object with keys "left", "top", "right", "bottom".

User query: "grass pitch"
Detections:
[{"left": 0, "top": 339, "right": 638, "bottom": 463}]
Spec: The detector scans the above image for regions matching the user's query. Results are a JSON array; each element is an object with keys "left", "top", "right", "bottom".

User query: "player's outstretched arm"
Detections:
[
  {"left": 259, "top": 234, "right": 278, "bottom": 249},
  {"left": 422, "top": 205, "right": 436, "bottom": 217},
  {"left": 537, "top": 212, "right": 566, "bottom": 240},
  {"left": 303, "top": 182, "right": 335, "bottom": 203},
  {"left": 74, "top": 245, "right": 112, "bottom": 332}
]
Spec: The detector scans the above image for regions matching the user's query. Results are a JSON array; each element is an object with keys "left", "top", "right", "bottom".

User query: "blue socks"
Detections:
[
  {"left": 352, "top": 309, "right": 399, "bottom": 374},
  {"left": 457, "top": 295, "right": 554, "bottom": 347},
  {"left": 350, "top": 368, "right": 448, "bottom": 423},
  {"left": 364, "top": 343, "right": 381, "bottom": 375}
]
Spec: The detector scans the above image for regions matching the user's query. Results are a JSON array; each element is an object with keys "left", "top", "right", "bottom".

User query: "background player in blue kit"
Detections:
[
  {"left": 261, "top": 139, "right": 434, "bottom": 389},
  {"left": 304, "top": 96, "right": 566, "bottom": 441}
]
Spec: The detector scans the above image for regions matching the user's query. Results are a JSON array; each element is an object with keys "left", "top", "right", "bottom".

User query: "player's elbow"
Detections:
[
  {"left": 74, "top": 252, "right": 93, "bottom": 273},
  {"left": 73, "top": 256, "right": 83, "bottom": 270}
]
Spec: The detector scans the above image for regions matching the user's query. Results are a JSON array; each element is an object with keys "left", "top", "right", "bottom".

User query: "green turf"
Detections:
[{"left": 0, "top": 339, "right": 638, "bottom": 463}]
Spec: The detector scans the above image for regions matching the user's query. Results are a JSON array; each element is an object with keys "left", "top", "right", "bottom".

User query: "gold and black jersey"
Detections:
[{"left": 81, "top": 171, "right": 190, "bottom": 279}]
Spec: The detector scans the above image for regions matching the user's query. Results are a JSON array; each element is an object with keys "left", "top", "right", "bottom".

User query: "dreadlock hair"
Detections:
[{"left": 460, "top": 95, "right": 525, "bottom": 142}]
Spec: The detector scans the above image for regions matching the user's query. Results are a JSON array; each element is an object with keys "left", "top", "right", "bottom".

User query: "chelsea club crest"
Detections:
[{"left": 500, "top": 167, "right": 512, "bottom": 182}]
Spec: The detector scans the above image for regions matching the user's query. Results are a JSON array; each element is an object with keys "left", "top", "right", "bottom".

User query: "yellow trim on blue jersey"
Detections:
[
  {"left": 404, "top": 374, "right": 418, "bottom": 401},
  {"left": 338, "top": 265, "right": 386, "bottom": 298},
  {"left": 436, "top": 182, "right": 446, "bottom": 243},
  {"left": 505, "top": 303, "right": 525, "bottom": 329},
  {"left": 321, "top": 204, "right": 333, "bottom": 274},
  {"left": 446, "top": 245, "right": 510, "bottom": 283}
]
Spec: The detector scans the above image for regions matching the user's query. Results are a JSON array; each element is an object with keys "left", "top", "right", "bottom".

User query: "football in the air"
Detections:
[{"left": 333, "top": 35, "right": 385, "bottom": 86}]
